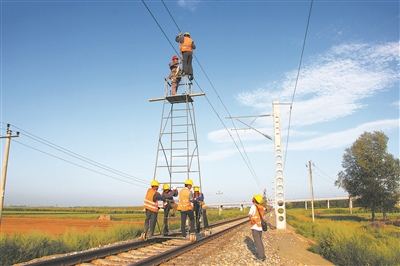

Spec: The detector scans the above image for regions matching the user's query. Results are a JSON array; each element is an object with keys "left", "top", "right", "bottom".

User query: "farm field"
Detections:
[
  {"left": 0, "top": 206, "right": 234, "bottom": 236},
  {"left": 1, "top": 217, "right": 143, "bottom": 235}
]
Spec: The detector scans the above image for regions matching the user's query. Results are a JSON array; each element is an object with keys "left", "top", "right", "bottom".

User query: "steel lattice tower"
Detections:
[{"left": 149, "top": 76, "right": 205, "bottom": 189}]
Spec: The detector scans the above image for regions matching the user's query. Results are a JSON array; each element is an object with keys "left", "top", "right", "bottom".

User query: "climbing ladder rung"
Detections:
[
  {"left": 158, "top": 132, "right": 188, "bottom": 135},
  {"left": 158, "top": 148, "right": 187, "bottom": 151},
  {"left": 156, "top": 165, "right": 189, "bottom": 168},
  {"left": 172, "top": 123, "right": 194, "bottom": 126},
  {"left": 172, "top": 155, "right": 198, "bottom": 158},
  {"left": 171, "top": 170, "right": 200, "bottom": 174}
]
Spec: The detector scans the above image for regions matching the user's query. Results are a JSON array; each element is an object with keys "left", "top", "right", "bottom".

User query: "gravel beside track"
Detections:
[
  {"left": 196, "top": 224, "right": 301, "bottom": 266},
  {"left": 196, "top": 212, "right": 333, "bottom": 266}
]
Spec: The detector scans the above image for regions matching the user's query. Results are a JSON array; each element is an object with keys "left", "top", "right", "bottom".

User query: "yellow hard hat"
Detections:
[
  {"left": 184, "top": 31, "right": 190, "bottom": 36},
  {"left": 150, "top": 180, "right": 159, "bottom": 187},
  {"left": 253, "top": 194, "right": 263, "bottom": 204},
  {"left": 163, "top": 184, "right": 170, "bottom": 190},
  {"left": 193, "top": 186, "right": 199, "bottom": 192},
  {"left": 184, "top": 179, "right": 193, "bottom": 186}
]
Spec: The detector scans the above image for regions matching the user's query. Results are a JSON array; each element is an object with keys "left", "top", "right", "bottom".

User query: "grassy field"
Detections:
[
  {"left": 286, "top": 208, "right": 400, "bottom": 266},
  {"left": 2, "top": 206, "right": 399, "bottom": 266}
]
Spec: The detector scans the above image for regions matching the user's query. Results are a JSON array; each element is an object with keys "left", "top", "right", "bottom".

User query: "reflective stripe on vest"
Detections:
[
  {"left": 143, "top": 188, "right": 158, "bottom": 212},
  {"left": 180, "top": 37, "right": 193, "bottom": 53},
  {"left": 251, "top": 204, "right": 264, "bottom": 227},
  {"left": 178, "top": 188, "right": 193, "bottom": 211}
]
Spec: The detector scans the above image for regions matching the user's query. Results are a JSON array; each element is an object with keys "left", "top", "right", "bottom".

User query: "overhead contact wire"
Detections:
[
  {"left": 283, "top": 0, "right": 314, "bottom": 169},
  {"left": 142, "top": 0, "right": 180, "bottom": 56}
]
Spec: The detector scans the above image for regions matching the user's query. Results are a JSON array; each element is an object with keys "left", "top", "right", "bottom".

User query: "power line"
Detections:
[
  {"left": 312, "top": 170, "right": 335, "bottom": 184},
  {"left": 13, "top": 139, "right": 147, "bottom": 188},
  {"left": 2, "top": 123, "right": 149, "bottom": 188},
  {"left": 283, "top": 0, "right": 314, "bottom": 169},
  {"left": 313, "top": 164, "right": 337, "bottom": 182}
]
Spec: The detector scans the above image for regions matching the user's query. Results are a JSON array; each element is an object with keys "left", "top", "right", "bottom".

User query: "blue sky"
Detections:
[{"left": 1, "top": 0, "right": 399, "bottom": 207}]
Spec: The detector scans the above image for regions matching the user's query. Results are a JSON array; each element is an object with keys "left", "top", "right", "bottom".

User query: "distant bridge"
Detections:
[{"left": 206, "top": 196, "right": 351, "bottom": 209}]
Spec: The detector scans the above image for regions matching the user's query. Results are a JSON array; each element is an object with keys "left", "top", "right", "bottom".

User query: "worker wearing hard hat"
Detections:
[
  {"left": 162, "top": 183, "right": 178, "bottom": 235},
  {"left": 168, "top": 55, "right": 182, "bottom": 95},
  {"left": 141, "top": 180, "right": 166, "bottom": 240},
  {"left": 248, "top": 194, "right": 266, "bottom": 261},
  {"left": 177, "top": 179, "right": 195, "bottom": 238},
  {"left": 193, "top": 186, "right": 209, "bottom": 233},
  {"left": 175, "top": 31, "right": 196, "bottom": 81}
]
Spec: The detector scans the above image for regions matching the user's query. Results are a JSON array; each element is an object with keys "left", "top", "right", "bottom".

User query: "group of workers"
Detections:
[
  {"left": 142, "top": 180, "right": 267, "bottom": 261},
  {"left": 168, "top": 31, "right": 196, "bottom": 95},
  {"left": 142, "top": 178, "right": 208, "bottom": 239}
]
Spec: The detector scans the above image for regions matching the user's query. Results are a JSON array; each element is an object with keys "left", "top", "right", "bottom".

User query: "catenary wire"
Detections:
[
  {"left": 141, "top": 0, "right": 180, "bottom": 56},
  {"left": 154, "top": 0, "right": 265, "bottom": 191},
  {"left": 283, "top": 0, "right": 314, "bottom": 169},
  {"left": 162, "top": 0, "right": 180, "bottom": 32}
]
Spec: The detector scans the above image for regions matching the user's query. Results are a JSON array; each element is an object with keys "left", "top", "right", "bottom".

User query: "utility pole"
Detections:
[
  {"left": 0, "top": 124, "right": 19, "bottom": 225},
  {"left": 216, "top": 191, "right": 223, "bottom": 216},
  {"left": 306, "top": 160, "right": 315, "bottom": 222}
]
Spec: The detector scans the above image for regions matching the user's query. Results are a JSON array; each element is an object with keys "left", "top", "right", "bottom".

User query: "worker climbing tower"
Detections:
[{"left": 149, "top": 76, "right": 205, "bottom": 189}]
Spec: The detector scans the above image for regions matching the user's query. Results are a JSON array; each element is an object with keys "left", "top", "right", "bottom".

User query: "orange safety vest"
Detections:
[
  {"left": 143, "top": 188, "right": 158, "bottom": 212},
  {"left": 180, "top": 37, "right": 194, "bottom": 53},
  {"left": 250, "top": 203, "right": 264, "bottom": 227},
  {"left": 177, "top": 187, "right": 193, "bottom": 211}
]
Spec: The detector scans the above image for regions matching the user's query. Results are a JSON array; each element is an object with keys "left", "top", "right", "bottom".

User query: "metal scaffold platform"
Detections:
[{"left": 149, "top": 76, "right": 205, "bottom": 188}]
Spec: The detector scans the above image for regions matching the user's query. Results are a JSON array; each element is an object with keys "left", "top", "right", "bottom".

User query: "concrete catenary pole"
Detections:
[
  {"left": 0, "top": 124, "right": 19, "bottom": 225},
  {"left": 306, "top": 160, "right": 315, "bottom": 222}
]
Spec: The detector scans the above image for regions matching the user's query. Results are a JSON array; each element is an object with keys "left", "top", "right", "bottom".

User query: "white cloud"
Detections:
[
  {"left": 204, "top": 118, "right": 399, "bottom": 161},
  {"left": 391, "top": 101, "right": 400, "bottom": 109},
  {"left": 177, "top": 0, "right": 199, "bottom": 11},
  {"left": 204, "top": 42, "right": 399, "bottom": 161},
  {"left": 236, "top": 42, "right": 400, "bottom": 126},
  {"left": 289, "top": 119, "right": 400, "bottom": 151}
]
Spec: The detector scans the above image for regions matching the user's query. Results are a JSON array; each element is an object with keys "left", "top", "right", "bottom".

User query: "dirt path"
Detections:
[{"left": 265, "top": 212, "right": 334, "bottom": 266}]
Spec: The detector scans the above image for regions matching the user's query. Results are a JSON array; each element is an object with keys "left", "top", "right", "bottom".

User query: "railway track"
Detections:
[{"left": 23, "top": 216, "right": 248, "bottom": 266}]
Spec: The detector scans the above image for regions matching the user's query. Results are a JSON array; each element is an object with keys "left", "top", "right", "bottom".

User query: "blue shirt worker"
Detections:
[
  {"left": 162, "top": 184, "right": 178, "bottom": 235},
  {"left": 193, "top": 186, "right": 209, "bottom": 233}
]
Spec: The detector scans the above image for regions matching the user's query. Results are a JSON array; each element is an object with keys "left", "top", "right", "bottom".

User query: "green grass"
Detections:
[
  {"left": 1, "top": 224, "right": 143, "bottom": 265},
  {"left": 287, "top": 208, "right": 400, "bottom": 266}
]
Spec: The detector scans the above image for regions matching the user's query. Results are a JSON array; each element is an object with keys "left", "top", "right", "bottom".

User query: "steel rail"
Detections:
[
  {"left": 23, "top": 238, "right": 163, "bottom": 266},
  {"left": 129, "top": 217, "right": 248, "bottom": 266}
]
